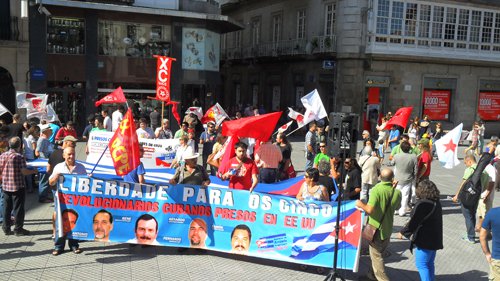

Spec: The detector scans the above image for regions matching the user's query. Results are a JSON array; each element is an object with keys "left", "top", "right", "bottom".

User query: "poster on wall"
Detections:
[
  {"left": 478, "top": 92, "right": 500, "bottom": 121},
  {"left": 423, "top": 89, "right": 451, "bottom": 120},
  {"left": 182, "top": 28, "right": 220, "bottom": 71}
]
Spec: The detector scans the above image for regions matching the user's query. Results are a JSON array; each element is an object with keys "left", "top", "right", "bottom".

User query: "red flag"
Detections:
[
  {"left": 108, "top": 109, "right": 141, "bottom": 176},
  {"left": 167, "top": 101, "right": 181, "bottom": 126},
  {"left": 95, "top": 87, "right": 127, "bottom": 107},
  {"left": 385, "top": 106, "right": 413, "bottom": 129},
  {"left": 156, "top": 56, "right": 176, "bottom": 102},
  {"left": 222, "top": 112, "right": 282, "bottom": 141}
]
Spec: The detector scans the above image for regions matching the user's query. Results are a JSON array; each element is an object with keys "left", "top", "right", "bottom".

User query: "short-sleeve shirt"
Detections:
[
  {"left": 48, "top": 123, "right": 60, "bottom": 143},
  {"left": 172, "top": 164, "right": 209, "bottom": 185},
  {"left": 0, "top": 149, "right": 28, "bottom": 192},
  {"left": 123, "top": 162, "right": 146, "bottom": 183},
  {"left": 482, "top": 207, "right": 500, "bottom": 259},
  {"left": 418, "top": 151, "right": 432, "bottom": 177},
  {"left": 49, "top": 161, "right": 87, "bottom": 182},
  {"left": 345, "top": 168, "right": 362, "bottom": 200},
  {"left": 463, "top": 163, "right": 490, "bottom": 191},
  {"left": 367, "top": 181, "right": 402, "bottom": 240},
  {"left": 36, "top": 137, "right": 54, "bottom": 159},
  {"left": 389, "top": 129, "right": 400, "bottom": 146},
  {"left": 314, "top": 153, "right": 330, "bottom": 166},
  {"left": 227, "top": 157, "right": 258, "bottom": 190},
  {"left": 305, "top": 130, "right": 317, "bottom": 154},
  {"left": 103, "top": 116, "right": 112, "bottom": 131},
  {"left": 200, "top": 131, "right": 217, "bottom": 156},
  {"left": 155, "top": 127, "right": 173, "bottom": 139}
]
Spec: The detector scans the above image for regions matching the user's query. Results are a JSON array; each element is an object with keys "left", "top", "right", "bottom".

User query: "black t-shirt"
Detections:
[
  {"left": 346, "top": 168, "right": 362, "bottom": 200},
  {"left": 318, "top": 175, "right": 335, "bottom": 197},
  {"left": 8, "top": 123, "right": 24, "bottom": 139}
]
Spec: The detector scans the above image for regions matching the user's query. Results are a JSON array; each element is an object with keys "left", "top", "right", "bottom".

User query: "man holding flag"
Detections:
[{"left": 220, "top": 142, "right": 259, "bottom": 192}]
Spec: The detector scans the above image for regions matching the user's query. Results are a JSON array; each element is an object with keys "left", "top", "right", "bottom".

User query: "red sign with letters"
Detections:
[
  {"left": 423, "top": 89, "right": 450, "bottom": 120},
  {"left": 156, "top": 56, "right": 176, "bottom": 102},
  {"left": 478, "top": 92, "right": 500, "bottom": 121}
]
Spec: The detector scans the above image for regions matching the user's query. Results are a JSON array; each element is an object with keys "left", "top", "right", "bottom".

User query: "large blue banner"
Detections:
[{"left": 55, "top": 175, "right": 363, "bottom": 270}]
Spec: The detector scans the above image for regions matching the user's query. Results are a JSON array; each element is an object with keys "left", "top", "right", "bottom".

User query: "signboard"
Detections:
[
  {"left": 30, "top": 68, "right": 46, "bottom": 81},
  {"left": 423, "top": 89, "right": 451, "bottom": 120},
  {"left": 86, "top": 131, "right": 178, "bottom": 168},
  {"left": 478, "top": 92, "right": 500, "bottom": 121},
  {"left": 55, "top": 175, "right": 363, "bottom": 270},
  {"left": 322, "top": 60, "right": 335, "bottom": 70},
  {"left": 182, "top": 28, "right": 220, "bottom": 71}
]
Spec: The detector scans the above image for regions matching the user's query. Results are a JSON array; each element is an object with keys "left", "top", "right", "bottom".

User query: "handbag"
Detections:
[
  {"left": 207, "top": 152, "right": 220, "bottom": 168},
  {"left": 362, "top": 188, "right": 395, "bottom": 243},
  {"left": 286, "top": 163, "right": 297, "bottom": 179}
]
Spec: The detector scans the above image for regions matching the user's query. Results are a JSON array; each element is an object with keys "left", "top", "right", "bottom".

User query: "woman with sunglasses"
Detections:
[{"left": 296, "top": 168, "right": 330, "bottom": 202}]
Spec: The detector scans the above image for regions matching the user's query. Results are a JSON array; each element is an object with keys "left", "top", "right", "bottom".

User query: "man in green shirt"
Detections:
[
  {"left": 389, "top": 134, "right": 418, "bottom": 164},
  {"left": 356, "top": 168, "right": 402, "bottom": 281},
  {"left": 313, "top": 142, "right": 330, "bottom": 168}
]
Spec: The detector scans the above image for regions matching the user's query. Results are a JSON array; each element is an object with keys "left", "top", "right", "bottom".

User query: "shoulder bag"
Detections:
[{"left": 362, "top": 188, "right": 395, "bottom": 243}]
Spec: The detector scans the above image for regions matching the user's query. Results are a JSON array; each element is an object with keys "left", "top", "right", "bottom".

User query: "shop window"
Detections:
[
  {"left": 47, "top": 17, "right": 85, "bottom": 55},
  {"left": 98, "top": 20, "right": 171, "bottom": 58}
]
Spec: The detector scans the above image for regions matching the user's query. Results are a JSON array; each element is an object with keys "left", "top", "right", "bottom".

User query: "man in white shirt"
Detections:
[{"left": 111, "top": 105, "right": 125, "bottom": 132}]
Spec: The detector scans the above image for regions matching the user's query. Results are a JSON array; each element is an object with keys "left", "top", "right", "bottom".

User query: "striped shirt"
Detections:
[{"left": 0, "top": 149, "right": 27, "bottom": 192}]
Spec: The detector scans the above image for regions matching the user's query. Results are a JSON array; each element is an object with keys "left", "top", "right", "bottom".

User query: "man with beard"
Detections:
[
  {"left": 128, "top": 214, "right": 159, "bottom": 245},
  {"left": 93, "top": 209, "right": 113, "bottom": 242},
  {"left": 189, "top": 218, "right": 208, "bottom": 248},
  {"left": 231, "top": 224, "right": 251, "bottom": 255}
]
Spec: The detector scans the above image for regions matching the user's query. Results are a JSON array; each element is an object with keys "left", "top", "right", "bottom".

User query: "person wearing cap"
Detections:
[
  {"left": 200, "top": 121, "right": 217, "bottom": 175},
  {"left": 123, "top": 145, "right": 146, "bottom": 184},
  {"left": 169, "top": 150, "right": 210, "bottom": 186},
  {"left": 55, "top": 121, "right": 77, "bottom": 144}
]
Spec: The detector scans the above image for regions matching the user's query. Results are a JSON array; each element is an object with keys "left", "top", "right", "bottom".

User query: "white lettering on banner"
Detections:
[
  {"left": 78, "top": 177, "right": 90, "bottom": 193},
  {"left": 183, "top": 187, "right": 234, "bottom": 207},
  {"left": 248, "top": 194, "right": 273, "bottom": 210},
  {"left": 279, "top": 199, "right": 333, "bottom": 218},
  {"left": 131, "top": 185, "right": 143, "bottom": 198},
  {"left": 91, "top": 179, "right": 104, "bottom": 194},
  {"left": 105, "top": 181, "right": 118, "bottom": 196}
]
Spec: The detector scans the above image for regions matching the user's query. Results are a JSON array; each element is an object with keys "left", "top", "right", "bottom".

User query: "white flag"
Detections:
[
  {"left": 300, "top": 89, "right": 327, "bottom": 121},
  {"left": 277, "top": 121, "right": 293, "bottom": 133},
  {"left": 16, "top": 91, "right": 47, "bottom": 109},
  {"left": 434, "top": 123, "right": 463, "bottom": 169},
  {"left": 288, "top": 107, "right": 307, "bottom": 128},
  {"left": 46, "top": 104, "right": 60, "bottom": 122},
  {"left": 0, "top": 102, "right": 11, "bottom": 116}
]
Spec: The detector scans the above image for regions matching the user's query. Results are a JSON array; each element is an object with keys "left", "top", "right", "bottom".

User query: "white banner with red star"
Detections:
[{"left": 434, "top": 123, "right": 462, "bottom": 169}]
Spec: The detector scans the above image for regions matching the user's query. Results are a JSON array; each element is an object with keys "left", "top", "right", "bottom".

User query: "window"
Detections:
[
  {"left": 297, "top": 10, "right": 306, "bottom": 39},
  {"left": 418, "top": 4, "right": 431, "bottom": 45},
  {"left": 376, "top": 0, "right": 389, "bottom": 42},
  {"left": 482, "top": 12, "right": 493, "bottom": 50},
  {"left": 47, "top": 17, "right": 85, "bottom": 55},
  {"left": 494, "top": 13, "right": 500, "bottom": 44},
  {"left": 98, "top": 20, "right": 170, "bottom": 57},
  {"left": 431, "top": 6, "right": 444, "bottom": 46},
  {"left": 324, "top": 3, "right": 336, "bottom": 36},
  {"left": 272, "top": 14, "right": 282, "bottom": 43},
  {"left": 390, "top": 1, "right": 404, "bottom": 43},
  {"left": 251, "top": 17, "right": 260, "bottom": 46},
  {"left": 404, "top": 3, "right": 417, "bottom": 44},
  {"left": 234, "top": 30, "right": 242, "bottom": 48}
]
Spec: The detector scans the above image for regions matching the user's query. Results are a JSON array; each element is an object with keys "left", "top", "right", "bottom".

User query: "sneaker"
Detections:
[
  {"left": 14, "top": 228, "right": 31, "bottom": 236},
  {"left": 461, "top": 236, "right": 476, "bottom": 244}
]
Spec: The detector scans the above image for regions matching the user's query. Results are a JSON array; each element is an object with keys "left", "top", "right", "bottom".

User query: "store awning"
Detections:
[{"left": 40, "top": 0, "right": 243, "bottom": 32}]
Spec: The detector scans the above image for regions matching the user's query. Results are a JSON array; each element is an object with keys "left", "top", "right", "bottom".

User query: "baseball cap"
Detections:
[
  {"left": 63, "top": 136, "right": 78, "bottom": 142},
  {"left": 39, "top": 124, "right": 51, "bottom": 132}
]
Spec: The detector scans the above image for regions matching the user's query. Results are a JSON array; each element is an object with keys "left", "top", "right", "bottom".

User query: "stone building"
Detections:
[
  {"left": 23, "top": 0, "right": 240, "bottom": 133},
  {"left": 221, "top": 0, "right": 500, "bottom": 135}
]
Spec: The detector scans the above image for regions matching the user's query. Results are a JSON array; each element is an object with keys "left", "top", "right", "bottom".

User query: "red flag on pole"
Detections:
[
  {"left": 222, "top": 112, "right": 282, "bottom": 141},
  {"left": 385, "top": 106, "right": 413, "bottom": 129},
  {"left": 156, "top": 56, "right": 176, "bottom": 102},
  {"left": 108, "top": 109, "right": 141, "bottom": 176},
  {"left": 95, "top": 87, "right": 127, "bottom": 107}
]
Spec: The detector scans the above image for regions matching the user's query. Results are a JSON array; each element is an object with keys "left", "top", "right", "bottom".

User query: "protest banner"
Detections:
[
  {"left": 86, "top": 131, "right": 179, "bottom": 169},
  {"left": 55, "top": 175, "right": 363, "bottom": 270}
]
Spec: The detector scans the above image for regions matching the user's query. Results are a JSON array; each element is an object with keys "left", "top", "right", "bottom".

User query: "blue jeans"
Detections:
[
  {"left": 38, "top": 172, "right": 50, "bottom": 201},
  {"left": 415, "top": 247, "right": 436, "bottom": 281},
  {"left": 461, "top": 204, "right": 476, "bottom": 241}
]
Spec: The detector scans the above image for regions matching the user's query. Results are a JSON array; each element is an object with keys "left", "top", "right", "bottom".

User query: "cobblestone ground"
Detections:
[{"left": 0, "top": 139, "right": 493, "bottom": 280}]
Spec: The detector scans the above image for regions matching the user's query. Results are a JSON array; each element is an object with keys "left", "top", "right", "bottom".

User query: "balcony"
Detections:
[{"left": 221, "top": 35, "right": 336, "bottom": 60}]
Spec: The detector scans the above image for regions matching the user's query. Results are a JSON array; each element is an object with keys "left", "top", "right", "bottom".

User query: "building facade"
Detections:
[
  {"left": 26, "top": 0, "right": 240, "bottom": 133},
  {"left": 0, "top": 0, "right": 29, "bottom": 121},
  {"left": 221, "top": 0, "right": 500, "bottom": 135}
]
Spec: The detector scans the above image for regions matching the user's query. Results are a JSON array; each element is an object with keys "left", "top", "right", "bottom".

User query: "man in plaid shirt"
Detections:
[{"left": 0, "top": 137, "right": 38, "bottom": 236}]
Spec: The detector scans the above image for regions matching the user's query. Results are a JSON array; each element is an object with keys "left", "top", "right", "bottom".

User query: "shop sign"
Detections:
[
  {"left": 365, "top": 76, "right": 390, "bottom": 87},
  {"left": 30, "top": 68, "right": 46, "bottom": 81},
  {"left": 423, "top": 89, "right": 450, "bottom": 120},
  {"left": 478, "top": 92, "right": 500, "bottom": 121}
]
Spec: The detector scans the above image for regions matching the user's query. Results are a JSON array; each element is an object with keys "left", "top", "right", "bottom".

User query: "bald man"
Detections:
[{"left": 356, "top": 168, "right": 401, "bottom": 281}]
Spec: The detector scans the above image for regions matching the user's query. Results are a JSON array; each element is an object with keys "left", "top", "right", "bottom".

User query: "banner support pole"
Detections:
[{"left": 89, "top": 146, "right": 108, "bottom": 175}]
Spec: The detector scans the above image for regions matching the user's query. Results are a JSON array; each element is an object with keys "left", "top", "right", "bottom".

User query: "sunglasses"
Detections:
[
  {"left": 344, "top": 161, "right": 351, "bottom": 164},
  {"left": 320, "top": 146, "right": 326, "bottom": 148}
]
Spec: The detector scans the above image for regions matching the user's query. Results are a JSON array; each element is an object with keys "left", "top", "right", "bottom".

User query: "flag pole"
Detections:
[
  {"left": 161, "top": 100, "right": 164, "bottom": 123},
  {"left": 286, "top": 126, "right": 302, "bottom": 137},
  {"left": 89, "top": 146, "right": 108, "bottom": 175}
]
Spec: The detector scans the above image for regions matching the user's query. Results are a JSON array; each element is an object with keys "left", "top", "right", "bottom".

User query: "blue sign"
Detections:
[
  {"left": 323, "top": 60, "right": 335, "bottom": 70},
  {"left": 30, "top": 68, "right": 46, "bottom": 81}
]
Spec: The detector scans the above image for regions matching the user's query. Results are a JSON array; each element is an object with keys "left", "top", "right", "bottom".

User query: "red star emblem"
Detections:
[{"left": 443, "top": 139, "right": 457, "bottom": 153}]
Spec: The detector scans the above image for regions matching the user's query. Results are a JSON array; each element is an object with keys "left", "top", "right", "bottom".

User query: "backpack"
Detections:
[{"left": 459, "top": 152, "right": 494, "bottom": 210}]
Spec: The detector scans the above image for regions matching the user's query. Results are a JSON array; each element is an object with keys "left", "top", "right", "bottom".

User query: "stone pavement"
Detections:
[{"left": 0, "top": 139, "right": 495, "bottom": 280}]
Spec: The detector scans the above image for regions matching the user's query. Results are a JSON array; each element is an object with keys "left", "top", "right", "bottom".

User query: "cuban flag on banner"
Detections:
[{"left": 289, "top": 204, "right": 363, "bottom": 271}]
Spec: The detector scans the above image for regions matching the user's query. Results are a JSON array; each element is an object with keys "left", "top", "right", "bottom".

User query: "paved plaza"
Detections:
[{"left": 0, "top": 138, "right": 495, "bottom": 280}]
